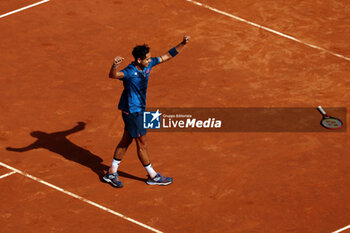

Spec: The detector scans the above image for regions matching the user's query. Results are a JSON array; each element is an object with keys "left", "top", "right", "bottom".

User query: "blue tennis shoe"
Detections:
[
  {"left": 103, "top": 171, "right": 123, "bottom": 188},
  {"left": 146, "top": 173, "right": 173, "bottom": 186}
]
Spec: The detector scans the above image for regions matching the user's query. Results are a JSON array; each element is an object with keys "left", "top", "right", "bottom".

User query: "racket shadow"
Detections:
[{"left": 5, "top": 121, "right": 146, "bottom": 183}]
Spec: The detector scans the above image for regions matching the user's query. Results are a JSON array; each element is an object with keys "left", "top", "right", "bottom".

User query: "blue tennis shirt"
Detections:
[{"left": 118, "top": 57, "right": 160, "bottom": 113}]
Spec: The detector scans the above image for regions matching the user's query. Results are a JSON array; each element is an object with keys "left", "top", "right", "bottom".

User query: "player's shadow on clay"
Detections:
[{"left": 6, "top": 122, "right": 146, "bottom": 183}]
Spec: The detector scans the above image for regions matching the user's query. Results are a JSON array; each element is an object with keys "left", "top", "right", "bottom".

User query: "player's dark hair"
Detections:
[{"left": 132, "top": 44, "right": 150, "bottom": 60}]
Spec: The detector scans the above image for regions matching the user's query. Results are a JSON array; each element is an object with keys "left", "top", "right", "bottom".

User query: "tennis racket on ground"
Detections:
[{"left": 317, "top": 106, "right": 343, "bottom": 130}]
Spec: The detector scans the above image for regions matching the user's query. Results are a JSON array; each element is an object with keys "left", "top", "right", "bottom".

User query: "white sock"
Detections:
[
  {"left": 110, "top": 159, "right": 121, "bottom": 173},
  {"left": 144, "top": 163, "right": 157, "bottom": 178}
]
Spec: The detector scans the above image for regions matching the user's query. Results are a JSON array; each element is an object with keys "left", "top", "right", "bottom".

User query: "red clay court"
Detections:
[{"left": 1, "top": 0, "right": 349, "bottom": 232}]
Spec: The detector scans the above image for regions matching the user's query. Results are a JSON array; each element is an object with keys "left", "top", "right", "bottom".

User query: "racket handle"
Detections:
[{"left": 317, "top": 106, "right": 326, "bottom": 115}]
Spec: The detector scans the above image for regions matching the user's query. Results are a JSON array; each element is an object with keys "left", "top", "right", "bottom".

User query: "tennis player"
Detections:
[{"left": 103, "top": 35, "right": 190, "bottom": 187}]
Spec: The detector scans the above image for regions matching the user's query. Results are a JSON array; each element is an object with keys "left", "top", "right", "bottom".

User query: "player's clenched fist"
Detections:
[{"left": 113, "top": 56, "right": 124, "bottom": 65}]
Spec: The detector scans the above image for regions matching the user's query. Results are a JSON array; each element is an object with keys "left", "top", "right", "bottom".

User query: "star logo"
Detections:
[
  {"left": 150, "top": 109, "right": 161, "bottom": 122},
  {"left": 143, "top": 110, "right": 162, "bottom": 129}
]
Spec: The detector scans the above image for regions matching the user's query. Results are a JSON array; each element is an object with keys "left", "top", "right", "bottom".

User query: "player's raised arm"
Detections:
[
  {"left": 157, "top": 35, "right": 190, "bottom": 64},
  {"left": 109, "top": 56, "right": 125, "bottom": 79}
]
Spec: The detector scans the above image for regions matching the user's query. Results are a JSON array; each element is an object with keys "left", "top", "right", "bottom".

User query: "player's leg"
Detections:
[
  {"left": 109, "top": 129, "right": 133, "bottom": 173},
  {"left": 103, "top": 129, "right": 132, "bottom": 188},
  {"left": 103, "top": 112, "right": 134, "bottom": 188},
  {"left": 135, "top": 135, "right": 173, "bottom": 186},
  {"left": 134, "top": 135, "right": 154, "bottom": 174},
  {"left": 134, "top": 134, "right": 150, "bottom": 165}
]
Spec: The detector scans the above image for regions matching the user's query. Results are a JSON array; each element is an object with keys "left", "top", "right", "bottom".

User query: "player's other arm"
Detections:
[
  {"left": 157, "top": 35, "right": 190, "bottom": 64},
  {"left": 109, "top": 56, "right": 125, "bottom": 79}
]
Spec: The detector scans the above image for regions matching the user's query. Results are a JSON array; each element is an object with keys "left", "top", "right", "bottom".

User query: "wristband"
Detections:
[{"left": 168, "top": 47, "right": 178, "bottom": 57}]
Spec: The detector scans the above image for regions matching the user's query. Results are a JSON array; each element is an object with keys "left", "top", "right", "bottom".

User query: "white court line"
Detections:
[
  {"left": 185, "top": 0, "right": 350, "bottom": 62},
  {"left": 0, "top": 162, "right": 163, "bottom": 233},
  {"left": 0, "top": 0, "right": 50, "bottom": 19},
  {"left": 333, "top": 225, "right": 350, "bottom": 233},
  {"left": 0, "top": 171, "right": 16, "bottom": 179}
]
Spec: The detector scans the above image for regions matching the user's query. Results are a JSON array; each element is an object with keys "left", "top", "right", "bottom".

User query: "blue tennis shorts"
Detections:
[{"left": 122, "top": 111, "right": 146, "bottom": 138}]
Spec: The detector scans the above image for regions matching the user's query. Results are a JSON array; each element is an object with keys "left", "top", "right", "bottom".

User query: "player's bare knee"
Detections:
[
  {"left": 136, "top": 137, "right": 147, "bottom": 149},
  {"left": 117, "top": 140, "right": 129, "bottom": 149}
]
